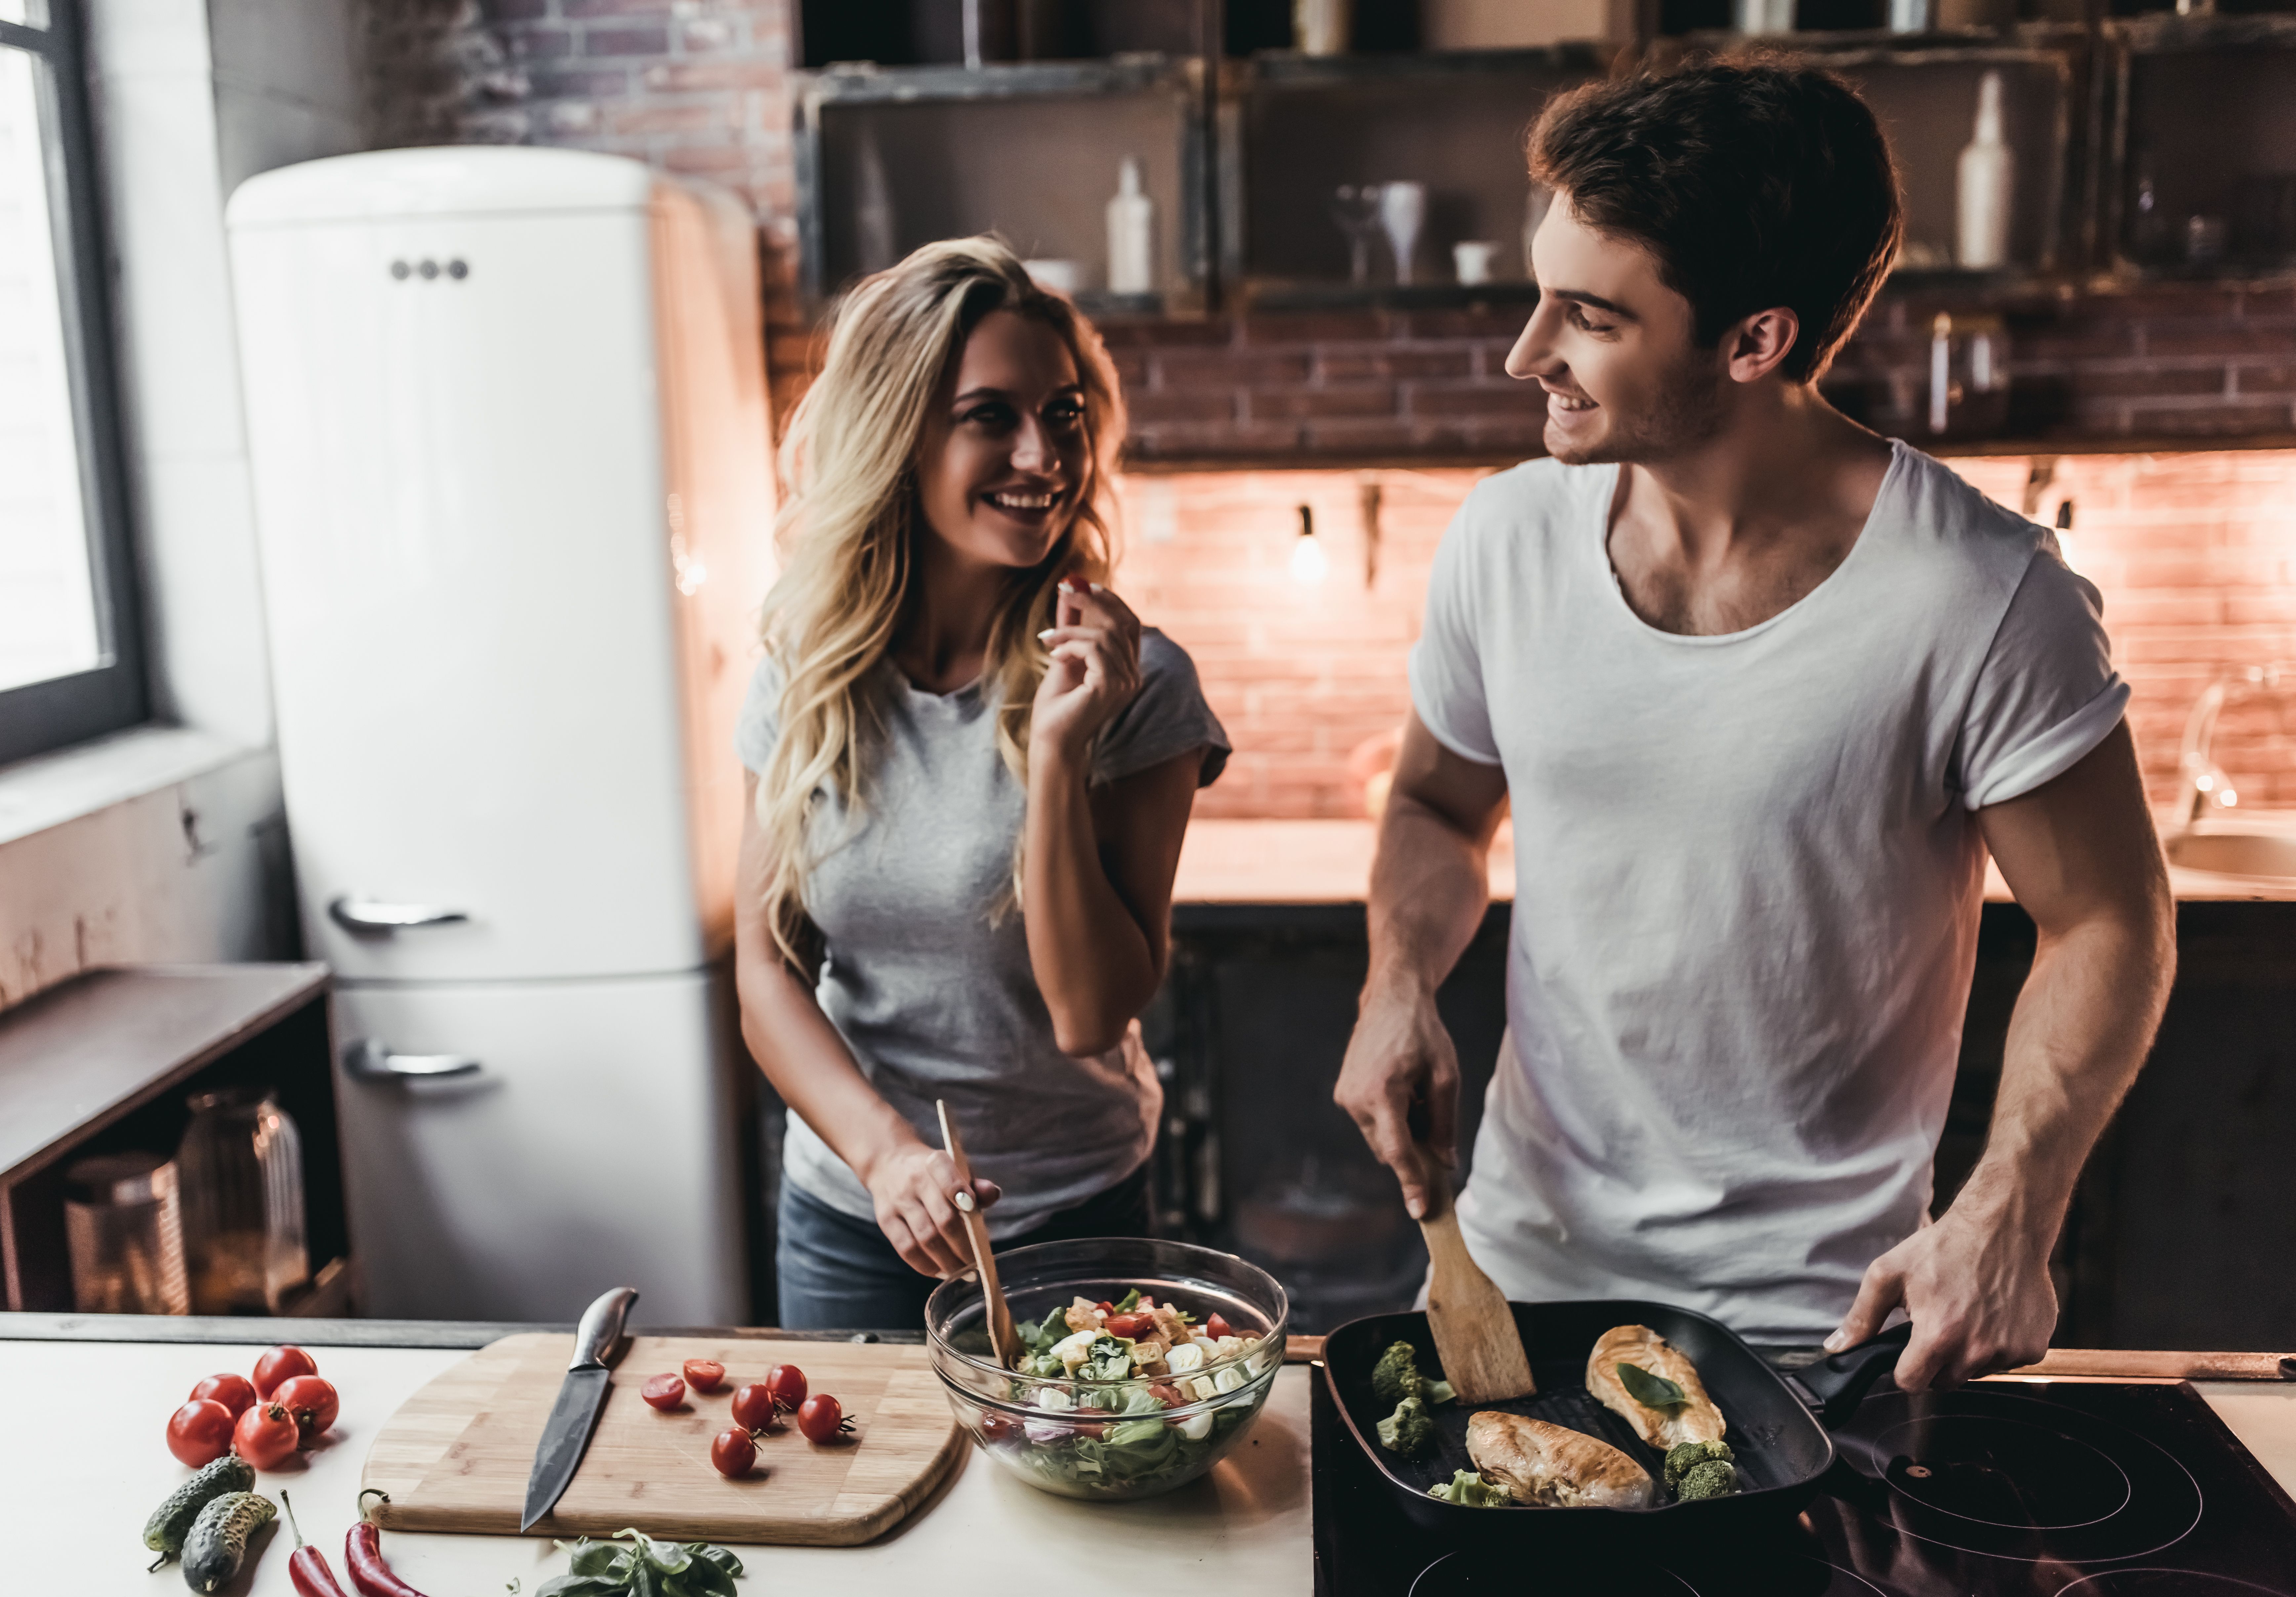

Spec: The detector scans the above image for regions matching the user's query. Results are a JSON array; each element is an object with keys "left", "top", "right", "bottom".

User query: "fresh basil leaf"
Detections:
[
  {"left": 689, "top": 1545, "right": 743, "bottom": 1581},
  {"left": 565, "top": 1542, "right": 623, "bottom": 1578},
  {"left": 676, "top": 1557, "right": 737, "bottom": 1597},
  {"left": 628, "top": 1561, "right": 667, "bottom": 1597},
  {"left": 675, "top": 1551, "right": 739, "bottom": 1597},
  {"left": 1617, "top": 1362, "right": 1688, "bottom": 1409},
  {"left": 535, "top": 1577, "right": 625, "bottom": 1597},
  {"left": 620, "top": 1529, "right": 691, "bottom": 1574}
]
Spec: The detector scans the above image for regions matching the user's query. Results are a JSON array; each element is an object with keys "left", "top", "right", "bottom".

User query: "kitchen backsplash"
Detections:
[{"left": 1119, "top": 450, "right": 2296, "bottom": 821}]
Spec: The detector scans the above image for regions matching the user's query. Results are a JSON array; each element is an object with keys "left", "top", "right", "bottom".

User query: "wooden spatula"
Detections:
[
  {"left": 936, "top": 1098, "right": 1019, "bottom": 1369},
  {"left": 1416, "top": 1151, "right": 1537, "bottom": 1403}
]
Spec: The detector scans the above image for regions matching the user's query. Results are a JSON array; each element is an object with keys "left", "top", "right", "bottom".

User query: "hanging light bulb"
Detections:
[{"left": 1290, "top": 503, "right": 1328, "bottom": 585}]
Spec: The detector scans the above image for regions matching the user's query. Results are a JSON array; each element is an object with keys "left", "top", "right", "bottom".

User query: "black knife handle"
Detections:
[
  {"left": 569, "top": 1287, "right": 639, "bottom": 1372},
  {"left": 1797, "top": 1321, "right": 1913, "bottom": 1428}
]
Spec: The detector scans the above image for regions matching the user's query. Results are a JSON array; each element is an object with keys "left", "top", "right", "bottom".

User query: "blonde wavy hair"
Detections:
[{"left": 752, "top": 237, "right": 1127, "bottom": 969}]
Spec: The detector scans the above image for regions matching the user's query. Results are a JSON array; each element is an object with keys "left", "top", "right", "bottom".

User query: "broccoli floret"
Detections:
[
  {"left": 1375, "top": 1395, "right": 1436, "bottom": 1457},
  {"left": 1662, "top": 1438, "right": 1734, "bottom": 1492},
  {"left": 1427, "top": 1468, "right": 1508, "bottom": 1507},
  {"left": 1677, "top": 1458, "right": 1739, "bottom": 1500},
  {"left": 1370, "top": 1340, "right": 1457, "bottom": 1410},
  {"left": 1371, "top": 1341, "right": 1422, "bottom": 1406}
]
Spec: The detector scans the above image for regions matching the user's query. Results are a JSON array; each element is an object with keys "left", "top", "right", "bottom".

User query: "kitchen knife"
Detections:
[{"left": 521, "top": 1286, "right": 638, "bottom": 1533}]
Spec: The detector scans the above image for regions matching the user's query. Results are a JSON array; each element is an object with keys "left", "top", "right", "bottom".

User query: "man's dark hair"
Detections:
[{"left": 1529, "top": 60, "right": 1902, "bottom": 383}]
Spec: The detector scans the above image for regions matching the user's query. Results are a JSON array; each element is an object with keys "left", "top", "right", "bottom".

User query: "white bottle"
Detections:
[
  {"left": 1106, "top": 158, "right": 1155, "bottom": 297},
  {"left": 1956, "top": 71, "right": 2013, "bottom": 271}
]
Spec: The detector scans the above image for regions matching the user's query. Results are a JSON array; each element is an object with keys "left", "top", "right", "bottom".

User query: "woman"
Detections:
[{"left": 733, "top": 238, "right": 1228, "bottom": 1330}]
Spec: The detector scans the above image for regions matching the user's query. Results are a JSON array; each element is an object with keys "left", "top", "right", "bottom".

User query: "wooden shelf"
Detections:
[{"left": 0, "top": 964, "right": 327, "bottom": 1185}]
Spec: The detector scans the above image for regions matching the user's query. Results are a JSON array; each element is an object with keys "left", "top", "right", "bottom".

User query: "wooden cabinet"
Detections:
[
  {"left": 794, "top": 57, "right": 1210, "bottom": 315},
  {"left": 1159, "top": 901, "right": 2296, "bottom": 1346},
  {"left": 0, "top": 965, "right": 351, "bottom": 1316}
]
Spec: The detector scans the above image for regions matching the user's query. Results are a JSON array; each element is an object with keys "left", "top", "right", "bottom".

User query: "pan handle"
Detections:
[{"left": 1795, "top": 1321, "right": 1913, "bottom": 1428}]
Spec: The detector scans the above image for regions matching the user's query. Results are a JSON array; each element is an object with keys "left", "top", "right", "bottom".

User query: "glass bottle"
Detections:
[
  {"left": 62, "top": 1151, "right": 191, "bottom": 1314},
  {"left": 177, "top": 1087, "right": 309, "bottom": 1314}
]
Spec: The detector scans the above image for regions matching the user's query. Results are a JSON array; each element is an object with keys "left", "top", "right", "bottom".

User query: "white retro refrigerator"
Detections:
[{"left": 226, "top": 148, "right": 776, "bottom": 1322}]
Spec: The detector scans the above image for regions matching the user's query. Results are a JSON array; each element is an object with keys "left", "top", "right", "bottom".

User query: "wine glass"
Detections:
[{"left": 1328, "top": 185, "right": 1383, "bottom": 286}]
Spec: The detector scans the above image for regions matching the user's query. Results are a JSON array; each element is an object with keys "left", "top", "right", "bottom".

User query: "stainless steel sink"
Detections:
[
  {"left": 2164, "top": 822, "right": 2296, "bottom": 881},
  {"left": 2169, "top": 666, "right": 2296, "bottom": 881}
]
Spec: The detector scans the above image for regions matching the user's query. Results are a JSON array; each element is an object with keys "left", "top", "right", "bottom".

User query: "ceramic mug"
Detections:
[{"left": 1453, "top": 240, "right": 1501, "bottom": 285}]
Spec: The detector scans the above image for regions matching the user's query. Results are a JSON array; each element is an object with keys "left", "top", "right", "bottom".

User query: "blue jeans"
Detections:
[{"left": 775, "top": 1162, "right": 1154, "bottom": 1332}]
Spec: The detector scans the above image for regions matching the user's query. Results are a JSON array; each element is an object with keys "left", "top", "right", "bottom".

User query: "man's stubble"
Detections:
[{"left": 1544, "top": 343, "right": 1729, "bottom": 468}]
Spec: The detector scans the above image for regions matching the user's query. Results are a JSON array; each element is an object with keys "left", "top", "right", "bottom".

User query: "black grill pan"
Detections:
[{"left": 1322, "top": 1299, "right": 1906, "bottom": 1550}]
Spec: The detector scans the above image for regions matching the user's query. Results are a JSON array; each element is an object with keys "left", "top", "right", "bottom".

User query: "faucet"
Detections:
[{"left": 2178, "top": 664, "right": 2290, "bottom": 825}]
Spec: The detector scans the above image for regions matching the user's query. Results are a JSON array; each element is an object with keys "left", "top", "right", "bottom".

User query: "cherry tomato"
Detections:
[
  {"left": 641, "top": 1374, "right": 686, "bottom": 1412},
  {"left": 252, "top": 1345, "right": 318, "bottom": 1400},
  {"left": 1104, "top": 1312, "right": 1153, "bottom": 1339},
  {"left": 1094, "top": 1300, "right": 1115, "bottom": 1315},
  {"left": 272, "top": 1374, "right": 339, "bottom": 1442},
  {"left": 233, "top": 1399, "right": 299, "bottom": 1469},
  {"left": 1149, "top": 1382, "right": 1185, "bottom": 1408},
  {"left": 730, "top": 1381, "right": 777, "bottom": 1431},
  {"left": 167, "top": 1397, "right": 236, "bottom": 1467},
  {"left": 682, "top": 1358, "right": 725, "bottom": 1393},
  {"left": 796, "top": 1393, "right": 851, "bottom": 1443},
  {"left": 979, "top": 1413, "right": 1020, "bottom": 1444},
  {"left": 710, "top": 1426, "right": 757, "bottom": 1478},
  {"left": 1205, "top": 1313, "right": 1235, "bottom": 1341},
  {"left": 189, "top": 1372, "right": 257, "bottom": 1419},
  {"left": 765, "top": 1363, "right": 807, "bottom": 1411}
]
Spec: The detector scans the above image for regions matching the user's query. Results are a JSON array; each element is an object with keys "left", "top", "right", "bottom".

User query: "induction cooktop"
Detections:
[{"left": 1309, "top": 1366, "right": 2296, "bottom": 1595}]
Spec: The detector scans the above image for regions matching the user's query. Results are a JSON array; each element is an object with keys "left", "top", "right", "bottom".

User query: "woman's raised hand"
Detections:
[
  {"left": 861, "top": 1138, "right": 1003, "bottom": 1279},
  {"left": 1033, "top": 576, "right": 1143, "bottom": 765}
]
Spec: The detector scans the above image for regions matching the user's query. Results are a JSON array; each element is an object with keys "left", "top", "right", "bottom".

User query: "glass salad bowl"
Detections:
[{"left": 925, "top": 1236, "right": 1290, "bottom": 1501}]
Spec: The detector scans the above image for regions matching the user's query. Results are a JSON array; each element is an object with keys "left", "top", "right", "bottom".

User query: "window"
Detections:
[{"left": 0, "top": 0, "right": 143, "bottom": 765}]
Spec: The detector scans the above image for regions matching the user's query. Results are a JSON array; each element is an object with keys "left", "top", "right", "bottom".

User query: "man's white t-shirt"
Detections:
[{"left": 1409, "top": 441, "right": 2129, "bottom": 1343}]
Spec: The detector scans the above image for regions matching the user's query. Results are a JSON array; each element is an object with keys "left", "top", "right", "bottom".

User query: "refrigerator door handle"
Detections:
[
  {"left": 330, "top": 896, "right": 471, "bottom": 933},
  {"left": 345, "top": 1038, "right": 484, "bottom": 1081}
]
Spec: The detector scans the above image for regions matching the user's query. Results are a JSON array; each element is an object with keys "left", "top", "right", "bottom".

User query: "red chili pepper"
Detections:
[
  {"left": 346, "top": 1490, "right": 431, "bottom": 1597},
  {"left": 279, "top": 1492, "right": 353, "bottom": 1597}
]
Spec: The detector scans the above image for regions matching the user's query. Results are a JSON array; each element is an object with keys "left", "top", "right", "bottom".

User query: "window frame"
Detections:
[{"left": 0, "top": 0, "right": 146, "bottom": 766}]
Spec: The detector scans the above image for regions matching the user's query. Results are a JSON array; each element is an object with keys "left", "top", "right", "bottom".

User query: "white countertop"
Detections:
[
  {"left": 21, "top": 1332, "right": 2296, "bottom": 1596},
  {"left": 12, "top": 1336, "right": 1310, "bottom": 1597}
]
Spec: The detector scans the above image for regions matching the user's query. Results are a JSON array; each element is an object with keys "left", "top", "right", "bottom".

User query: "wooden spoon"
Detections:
[
  {"left": 936, "top": 1099, "right": 1019, "bottom": 1369},
  {"left": 1416, "top": 1151, "right": 1537, "bottom": 1403}
]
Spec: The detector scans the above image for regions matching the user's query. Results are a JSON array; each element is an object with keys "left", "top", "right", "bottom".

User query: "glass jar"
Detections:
[
  {"left": 177, "top": 1088, "right": 309, "bottom": 1314},
  {"left": 63, "top": 1151, "right": 191, "bottom": 1315}
]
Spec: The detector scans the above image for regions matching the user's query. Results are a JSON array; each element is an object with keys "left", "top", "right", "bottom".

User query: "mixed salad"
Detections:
[{"left": 977, "top": 1288, "right": 1276, "bottom": 1497}]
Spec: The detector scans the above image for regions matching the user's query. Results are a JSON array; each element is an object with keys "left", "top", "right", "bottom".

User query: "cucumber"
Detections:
[
  {"left": 181, "top": 1490, "right": 274, "bottom": 1593},
  {"left": 144, "top": 1455, "right": 257, "bottom": 1559}
]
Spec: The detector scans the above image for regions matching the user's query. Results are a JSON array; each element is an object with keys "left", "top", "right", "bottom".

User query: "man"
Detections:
[{"left": 1333, "top": 62, "right": 2174, "bottom": 1390}]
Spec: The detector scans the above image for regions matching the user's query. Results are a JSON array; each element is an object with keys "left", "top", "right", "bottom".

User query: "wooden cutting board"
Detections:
[{"left": 361, "top": 1333, "right": 966, "bottom": 1545}]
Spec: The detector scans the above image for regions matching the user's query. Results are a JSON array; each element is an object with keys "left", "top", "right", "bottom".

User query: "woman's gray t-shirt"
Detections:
[{"left": 735, "top": 629, "right": 1229, "bottom": 1239}]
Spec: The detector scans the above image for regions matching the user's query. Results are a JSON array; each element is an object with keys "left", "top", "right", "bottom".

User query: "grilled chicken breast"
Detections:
[
  {"left": 1465, "top": 1411, "right": 1654, "bottom": 1509},
  {"left": 1586, "top": 1324, "right": 1728, "bottom": 1450}
]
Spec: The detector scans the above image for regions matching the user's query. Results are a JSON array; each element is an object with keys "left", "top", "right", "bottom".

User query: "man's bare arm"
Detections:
[
  {"left": 1333, "top": 712, "right": 1511, "bottom": 1219},
  {"left": 1832, "top": 722, "right": 2175, "bottom": 1386}
]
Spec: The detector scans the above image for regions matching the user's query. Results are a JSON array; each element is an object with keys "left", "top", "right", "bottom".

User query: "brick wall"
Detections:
[
  {"left": 1103, "top": 289, "right": 2296, "bottom": 466},
  {"left": 362, "top": 10, "right": 2296, "bottom": 817},
  {"left": 367, "top": 0, "right": 807, "bottom": 337},
  {"left": 369, "top": 9, "right": 2296, "bottom": 463},
  {"left": 1118, "top": 451, "right": 2296, "bottom": 819}
]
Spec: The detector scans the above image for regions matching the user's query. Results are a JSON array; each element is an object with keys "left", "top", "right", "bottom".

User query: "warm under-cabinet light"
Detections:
[{"left": 1290, "top": 503, "right": 1328, "bottom": 585}]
